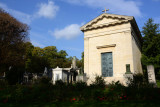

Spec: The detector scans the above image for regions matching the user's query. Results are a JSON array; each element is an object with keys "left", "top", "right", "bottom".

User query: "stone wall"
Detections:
[{"left": 84, "top": 23, "right": 142, "bottom": 85}]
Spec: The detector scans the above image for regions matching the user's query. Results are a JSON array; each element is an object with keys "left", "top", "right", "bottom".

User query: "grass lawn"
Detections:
[{"left": 0, "top": 101, "right": 160, "bottom": 107}]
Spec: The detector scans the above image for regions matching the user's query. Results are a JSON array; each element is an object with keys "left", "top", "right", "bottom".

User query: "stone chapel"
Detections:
[{"left": 80, "top": 13, "right": 143, "bottom": 84}]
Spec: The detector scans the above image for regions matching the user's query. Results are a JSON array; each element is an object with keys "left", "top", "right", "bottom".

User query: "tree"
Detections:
[
  {"left": 81, "top": 52, "right": 84, "bottom": 69},
  {"left": 76, "top": 52, "right": 84, "bottom": 74},
  {"left": 142, "top": 18, "right": 160, "bottom": 57},
  {"left": 43, "top": 46, "right": 58, "bottom": 68},
  {"left": 56, "top": 50, "right": 68, "bottom": 68},
  {"left": 0, "top": 8, "right": 29, "bottom": 73},
  {"left": 30, "top": 47, "right": 48, "bottom": 73},
  {"left": 80, "top": 52, "right": 84, "bottom": 74},
  {"left": 25, "top": 42, "right": 34, "bottom": 72},
  {"left": 58, "top": 50, "right": 68, "bottom": 59},
  {"left": 65, "top": 56, "right": 73, "bottom": 67},
  {"left": 0, "top": 8, "right": 29, "bottom": 84},
  {"left": 25, "top": 45, "right": 71, "bottom": 73},
  {"left": 141, "top": 18, "right": 160, "bottom": 77}
]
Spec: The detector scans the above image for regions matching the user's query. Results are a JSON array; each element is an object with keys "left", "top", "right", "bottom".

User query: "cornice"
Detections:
[
  {"left": 84, "top": 27, "right": 131, "bottom": 39},
  {"left": 80, "top": 13, "right": 133, "bottom": 31},
  {"left": 97, "top": 44, "right": 116, "bottom": 49}
]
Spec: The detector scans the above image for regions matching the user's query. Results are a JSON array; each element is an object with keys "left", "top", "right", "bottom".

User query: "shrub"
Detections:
[
  {"left": 91, "top": 75, "right": 106, "bottom": 88},
  {"left": 55, "top": 80, "right": 65, "bottom": 86},
  {"left": 5, "top": 67, "right": 24, "bottom": 85},
  {"left": 34, "top": 76, "right": 52, "bottom": 86},
  {"left": 105, "top": 81, "right": 125, "bottom": 100},
  {"left": 40, "top": 77, "right": 51, "bottom": 84},
  {"left": 74, "top": 81, "right": 87, "bottom": 90},
  {"left": 127, "top": 73, "right": 153, "bottom": 88},
  {"left": 0, "top": 79, "right": 8, "bottom": 87},
  {"left": 11, "top": 84, "right": 24, "bottom": 102},
  {"left": 108, "top": 81, "right": 125, "bottom": 91},
  {"left": 92, "top": 89, "right": 104, "bottom": 101}
]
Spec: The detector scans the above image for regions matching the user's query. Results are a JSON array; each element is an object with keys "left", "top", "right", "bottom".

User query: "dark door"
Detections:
[{"left": 101, "top": 52, "right": 113, "bottom": 77}]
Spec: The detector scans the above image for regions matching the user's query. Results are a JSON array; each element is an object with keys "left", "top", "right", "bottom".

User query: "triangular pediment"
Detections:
[
  {"left": 92, "top": 17, "right": 120, "bottom": 26},
  {"left": 80, "top": 13, "right": 133, "bottom": 31}
]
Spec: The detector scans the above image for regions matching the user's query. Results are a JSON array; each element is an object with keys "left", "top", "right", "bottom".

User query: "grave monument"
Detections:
[{"left": 80, "top": 9, "right": 143, "bottom": 84}]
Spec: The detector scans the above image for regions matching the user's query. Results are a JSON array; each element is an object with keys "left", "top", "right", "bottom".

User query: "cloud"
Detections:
[
  {"left": 50, "top": 24, "right": 82, "bottom": 39},
  {"left": 36, "top": 1, "right": 59, "bottom": 19},
  {"left": 0, "top": 1, "right": 59, "bottom": 24},
  {"left": 0, "top": 2, "right": 7, "bottom": 9},
  {"left": 0, "top": 2, "right": 32, "bottom": 24},
  {"left": 9, "top": 9, "right": 32, "bottom": 24},
  {"left": 63, "top": 0, "right": 142, "bottom": 17}
]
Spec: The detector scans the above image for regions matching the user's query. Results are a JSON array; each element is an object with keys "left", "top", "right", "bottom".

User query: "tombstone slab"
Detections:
[{"left": 147, "top": 65, "right": 157, "bottom": 86}]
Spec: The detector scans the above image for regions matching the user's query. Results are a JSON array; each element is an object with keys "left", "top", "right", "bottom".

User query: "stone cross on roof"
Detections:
[{"left": 102, "top": 8, "right": 109, "bottom": 13}]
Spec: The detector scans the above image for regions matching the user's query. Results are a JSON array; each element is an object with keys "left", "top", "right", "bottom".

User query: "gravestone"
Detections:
[
  {"left": 147, "top": 65, "right": 157, "bottom": 86},
  {"left": 72, "top": 56, "right": 77, "bottom": 69},
  {"left": 76, "top": 73, "right": 87, "bottom": 82},
  {"left": 43, "top": 67, "right": 48, "bottom": 76}
]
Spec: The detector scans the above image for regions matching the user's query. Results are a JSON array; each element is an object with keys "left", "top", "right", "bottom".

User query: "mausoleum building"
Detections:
[{"left": 80, "top": 13, "right": 143, "bottom": 84}]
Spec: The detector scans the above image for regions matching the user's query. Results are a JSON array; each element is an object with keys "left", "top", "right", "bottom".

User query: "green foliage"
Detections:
[
  {"left": 102, "top": 81, "right": 125, "bottom": 101},
  {"left": 92, "top": 89, "right": 104, "bottom": 101},
  {"left": 32, "top": 77, "right": 53, "bottom": 92},
  {"left": 25, "top": 42, "right": 34, "bottom": 72},
  {"left": 0, "top": 8, "right": 29, "bottom": 72},
  {"left": 0, "top": 8, "right": 29, "bottom": 85},
  {"left": 13, "top": 84, "right": 24, "bottom": 102},
  {"left": 0, "top": 82, "right": 160, "bottom": 103},
  {"left": 55, "top": 80, "right": 66, "bottom": 86},
  {"left": 2, "top": 101, "right": 160, "bottom": 107},
  {"left": 108, "top": 81, "right": 125, "bottom": 89},
  {"left": 24, "top": 45, "right": 74, "bottom": 73},
  {"left": 79, "top": 52, "right": 84, "bottom": 74},
  {"left": 127, "top": 73, "right": 153, "bottom": 88},
  {"left": 0, "top": 8, "right": 31, "bottom": 85},
  {"left": 74, "top": 81, "right": 87, "bottom": 91},
  {"left": 141, "top": 18, "right": 160, "bottom": 72},
  {"left": 0, "top": 9, "right": 84, "bottom": 84},
  {"left": 91, "top": 75, "right": 106, "bottom": 88},
  {"left": 38, "top": 77, "right": 52, "bottom": 85},
  {"left": 157, "top": 80, "right": 160, "bottom": 88},
  {"left": 0, "top": 79, "right": 8, "bottom": 87},
  {"left": 6, "top": 66, "right": 24, "bottom": 85}
]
